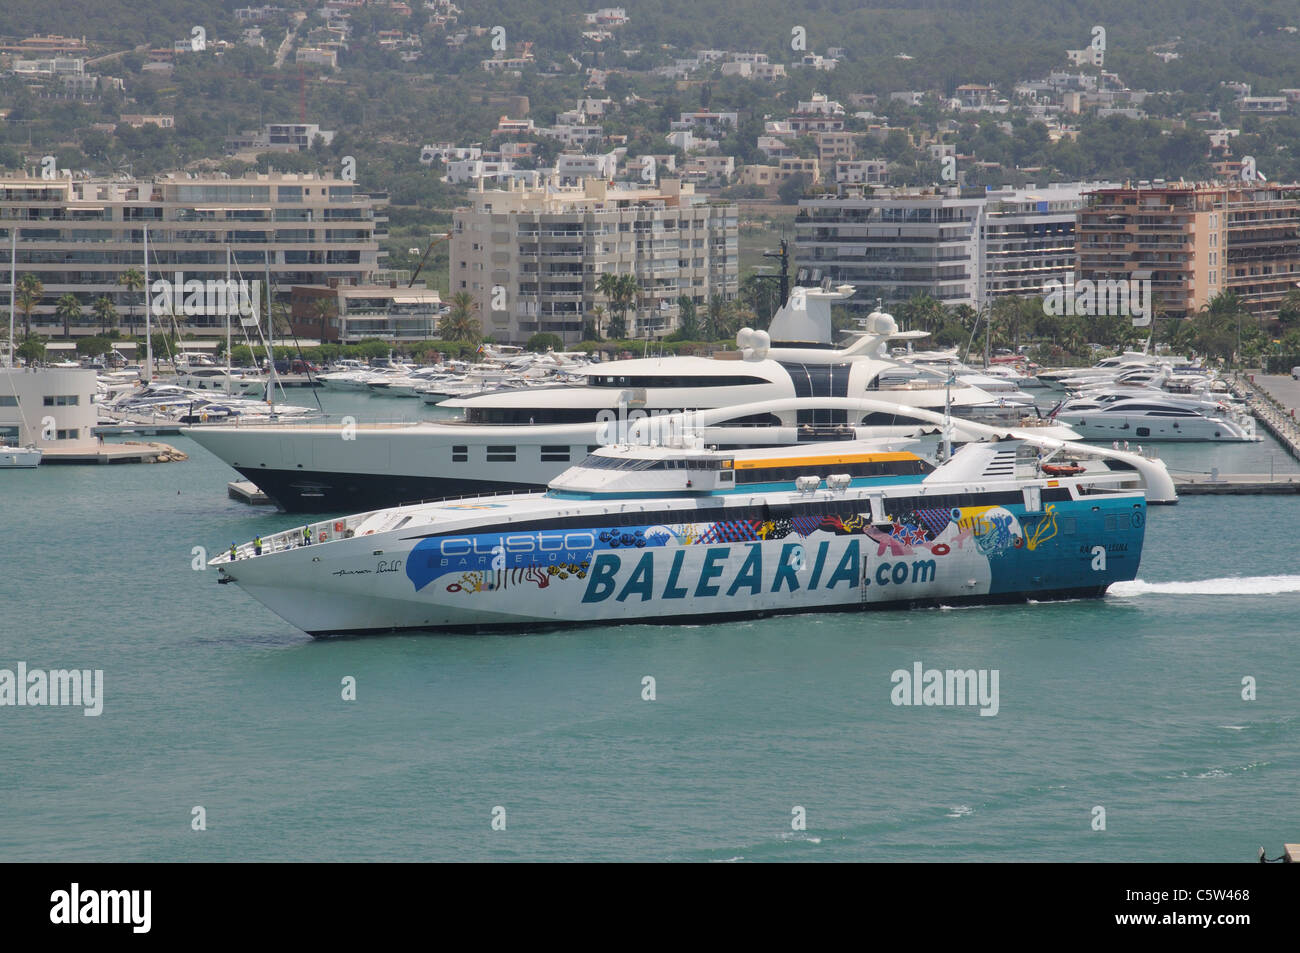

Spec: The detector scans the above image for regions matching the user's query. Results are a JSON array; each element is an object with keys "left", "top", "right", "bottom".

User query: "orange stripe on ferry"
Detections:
[{"left": 735, "top": 452, "right": 919, "bottom": 470}]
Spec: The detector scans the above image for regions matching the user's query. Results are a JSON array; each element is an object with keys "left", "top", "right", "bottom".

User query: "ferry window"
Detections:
[
  {"left": 486, "top": 446, "right": 516, "bottom": 462},
  {"left": 452, "top": 445, "right": 468, "bottom": 463},
  {"left": 719, "top": 472, "right": 733, "bottom": 482},
  {"left": 1061, "top": 517, "right": 1077, "bottom": 535},
  {"left": 540, "top": 446, "right": 570, "bottom": 462}
]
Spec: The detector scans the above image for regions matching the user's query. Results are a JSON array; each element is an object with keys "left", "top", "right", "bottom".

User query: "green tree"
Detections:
[
  {"left": 1193, "top": 291, "right": 1249, "bottom": 364},
  {"left": 900, "top": 292, "right": 948, "bottom": 334},
  {"left": 439, "top": 291, "right": 481, "bottom": 346},
  {"left": 16, "top": 335, "right": 46, "bottom": 365},
  {"left": 705, "top": 294, "right": 729, "bottom": 341},
  {"left": 92, "top": 296, "right": 118, "bottom": 336},
  {"left": 16, "top": 274, "right": 43, "bottom": 338},
  {"left": 313, "top": 297, "right": 338, "bottom": 339},
  {"left": 526, "top": 332, "right": 563, "bottom": 352},
  {"left": 675, "top": 295, "right": 700, "bottom": 339},
  {"left": 597, "top": 272, "right": 636, "bottom": 339},
  {"left": 777, "top": 172, "right": 810, "bottom": 206},
  {"left": 117, "top": 267, "right": 145, "bottom": 337},
  {"left": 588, "top": 304, "right": 606, "bottom": 340},
  {"left": 55, "top": 293, "right": 82, "bottom": 340}
]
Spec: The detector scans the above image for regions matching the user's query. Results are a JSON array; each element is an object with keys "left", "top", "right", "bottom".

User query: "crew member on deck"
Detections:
[
  {"left": 302, "top": 526, "right": 312, "bottom": 546},
  {"left": 229, "top": 542, "right": 237, "bottom": 561},
  {"left": 254, "top": 535, "right": 263, "bottom": 556}
]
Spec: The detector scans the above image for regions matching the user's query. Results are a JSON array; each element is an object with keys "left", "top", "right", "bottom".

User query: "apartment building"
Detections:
[
  {"left": 451, "top": 178, "right": 738, "bottom": 343},
  {"left": 0, "top": 172, "right": 385, "bottom": 337},
  {"left": 796, "top": 183, "right": 1099, "bottom": 309},
  {"left": 289, "top": 283, "right": 442, "bottom": 343},
  {"left": 225, "top": 123, "right": 336, "bottom": 154},
  {"left": 1077, "top": 183, "right": 1300, "bottom": 318}
]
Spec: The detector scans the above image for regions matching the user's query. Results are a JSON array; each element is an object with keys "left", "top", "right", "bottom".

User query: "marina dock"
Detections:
[
  {"left": 1236, "top": 373, "right": 1300, "bottom": 462},
  {"left": 228, "top": 480, "right": 272, "bottom": 504},
  {"left": 94, "top": 420, "right": 185, "bottom": 436},
  {"left": 1172, "top": 472, "right": 1300, "bottom": 495},
  {"left": 40, "top": 441, "right": 188, "bottom": 465}
]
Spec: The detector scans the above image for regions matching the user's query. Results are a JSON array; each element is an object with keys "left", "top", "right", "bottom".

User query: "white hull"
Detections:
[
  {"left": 1054, "top": 412, "right": 1258, "bottom": 442},
  {"left": 1, "top": 446, "right": 42, "bottom": 468}
]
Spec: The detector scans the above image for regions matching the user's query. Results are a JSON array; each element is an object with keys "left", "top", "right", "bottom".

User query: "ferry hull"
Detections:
[{"left": 219, "top": 497, "right": 1145, "bottom": 636}]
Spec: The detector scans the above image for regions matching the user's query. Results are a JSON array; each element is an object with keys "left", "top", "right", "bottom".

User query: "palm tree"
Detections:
[
  {"left": 16, "top": 274, "right": 42, "bottom": 338},
  {"left": 440, "top": 291, "right": 481, "bottom": 346},
  {"left": 904, "top": 292, "right": 947, "bottom": 335},
  {"left": 595, "top": 271, "right": 631, "bottom": 338},
  {"left": 589, "top": 304, "right": 606, "bottom": 340},
  {"left": 312, "top": 297, "right": 338, "bottom": 340},
  {"left": 676, "top": 295, "right": 700, "bottom": 339},
  {"left": 1193, "top": 291, "right": 1247, "bottom": 364},
  {"left": 92, "top": 296, "right": 118, "bottom": 335},
  {"left": 117, "top": 267, "right": 145, "bottom": 337},
  {"left": 705, "top": 293, "right": 728, "bottom": 340},
  {"left": 55, "top": 293, "right": 82, "bottom": 340},
  {"left": 617, "top": 274, "right": 640, "bottom": 338}
]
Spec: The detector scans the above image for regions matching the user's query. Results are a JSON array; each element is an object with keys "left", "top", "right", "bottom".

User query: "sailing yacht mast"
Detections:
[
  {"left": 143, "top": 225, "right": 152, "bottom": 382},
  {"left": 8, "top": 229, "right": 14, "bottom": 368},
  {"left": 225, "top": 247, "right": 232, "bottom": 396},
  {"left": 264, "top": 250, "right": 277, "bottom": 415}
]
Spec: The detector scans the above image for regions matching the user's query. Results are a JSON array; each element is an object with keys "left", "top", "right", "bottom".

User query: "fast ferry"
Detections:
[
  {"left": 184, "top": 286, "right": 1053, "bottom": 512},
  {"left": 210, "top": 397, "right": 1173, "bottom": 636}
]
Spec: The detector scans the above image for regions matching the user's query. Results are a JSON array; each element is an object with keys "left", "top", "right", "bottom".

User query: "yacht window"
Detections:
[
  {"left": 452, "top": 444, "right": 468, "bottom": 463},
  {"left": 486, "top": 446, "right": 516, "bottom": 462},
  {"left": 540, "top": 445, "right": 570, "bottom": 462}
]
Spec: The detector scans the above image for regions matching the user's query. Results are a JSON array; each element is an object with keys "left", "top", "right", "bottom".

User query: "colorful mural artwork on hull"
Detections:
[{"left": 405, "top": 503, "right": 1082, "bottom": 597}]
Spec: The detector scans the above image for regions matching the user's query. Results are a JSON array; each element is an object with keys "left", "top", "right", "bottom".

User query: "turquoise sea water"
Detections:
[{"left": 1, "top": 388, "right": 1297, "bottom": 861}]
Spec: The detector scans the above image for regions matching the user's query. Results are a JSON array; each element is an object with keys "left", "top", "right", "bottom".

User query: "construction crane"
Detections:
[{"left": 408, "top": 232, "right": 450, "bottom": 288}]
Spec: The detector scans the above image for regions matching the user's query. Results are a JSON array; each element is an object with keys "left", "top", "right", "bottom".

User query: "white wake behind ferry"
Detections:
[{"left": 211, "top": 399, "right": 1173, "bottom": 637}]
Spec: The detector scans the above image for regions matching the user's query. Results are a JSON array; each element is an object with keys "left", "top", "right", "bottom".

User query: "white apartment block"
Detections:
[
  {"left": 420, "top": 143, "right": 482, "bottom": 165},
  {"left": 795, "top": 183, "right": 1104, "bottom": 309},
  {"left": 834, "top": 159, "right": 888, "bottom": 185},
  {"left": 445, "top": 158, "right": 519, "bottom": 184},
  {"left": 451, "top": 178, "right": 738, "bottom": 343},
  {"left": 556, "top": 152, "right": 620, "bottom": 184},
  {"left": 0, "top": 172, "right": 385, "bottom": 337},
  {"left": 682, "top": 156, "right": 736, "bottom": 187},
  {"left": 1066, "top": 47, "right": 1104, "bottom": 67}
]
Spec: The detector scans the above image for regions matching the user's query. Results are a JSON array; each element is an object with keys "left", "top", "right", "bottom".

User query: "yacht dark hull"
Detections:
[{"left": 233, "top": 465, "right": 538, "bottom": 512}]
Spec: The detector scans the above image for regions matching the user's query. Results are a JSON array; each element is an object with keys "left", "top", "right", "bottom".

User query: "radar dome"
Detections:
[{"left": 865, "top": 308, "right": 898, "bottom": 336}]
